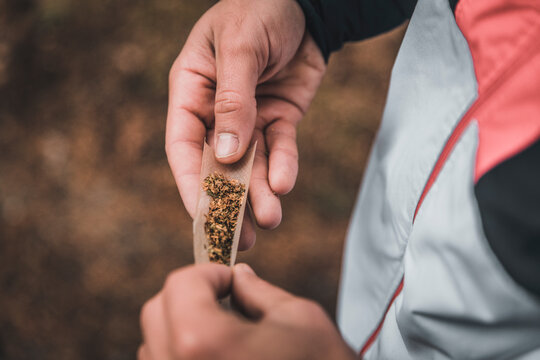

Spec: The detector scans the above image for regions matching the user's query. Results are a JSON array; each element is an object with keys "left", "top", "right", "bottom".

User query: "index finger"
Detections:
[{"left": 166, "top": 60, "right": 215, "bottom": 217}]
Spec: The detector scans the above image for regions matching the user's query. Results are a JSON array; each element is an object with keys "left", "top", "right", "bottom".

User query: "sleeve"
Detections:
[
  {"left": 295, "top": 0, "right": 418, "bottom": 61},
  {"left": 475, "top": 139, "right": 540, "bottom": 296}
]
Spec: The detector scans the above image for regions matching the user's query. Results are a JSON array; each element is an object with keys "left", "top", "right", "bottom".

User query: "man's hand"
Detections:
[
  {"left": 166, "top": 0, "right": 326, "bottom": 249},
  {"left": 138, "top": 264, "right": 355, "bottom": 360}
]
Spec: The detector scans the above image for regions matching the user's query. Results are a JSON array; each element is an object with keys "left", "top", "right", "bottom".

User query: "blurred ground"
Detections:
[{"left": 0, "top": 0, "right": 406, "bottom": 359}]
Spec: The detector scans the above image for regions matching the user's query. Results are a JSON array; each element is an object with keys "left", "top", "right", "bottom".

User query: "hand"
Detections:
[
  {"left": 138, "top": 264, "right": 355, "bottom": 360},
  {"left": 166, "top": 0, "right": 326, "bottom": 249}
]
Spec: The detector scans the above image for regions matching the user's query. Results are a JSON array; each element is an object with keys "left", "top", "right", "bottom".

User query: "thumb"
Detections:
[
  {"left": 232, "top": 263, "right": 294, "bottom": 319},
  {"left": 213, "top": 35, "right": 260, "bottom": 163}
]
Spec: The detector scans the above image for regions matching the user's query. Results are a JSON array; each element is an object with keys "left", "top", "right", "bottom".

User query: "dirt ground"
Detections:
[{"left": 0, "top": 1, "right": 405, "bottom": 359}]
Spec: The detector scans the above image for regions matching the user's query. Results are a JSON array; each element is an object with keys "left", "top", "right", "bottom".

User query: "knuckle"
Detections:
[
  {"left": 274, "top": 145, "right": 299, "bottom": 162},
  {"left": 291, "top": 298, "right": 327, "bottom": 322},
  {"left": 218, "top": 27, "right": 256, "bottom": 56},
  {"left": 217, "top": 30, "right": 267, "bottom": 70},
  {"left": 302, "top": 299, "right": 325, "bottom": 316},
  {"left": 214, "top": 90, "right": 245, "bottom": 116},
  {"left": 302, "top": 301, "right": 334, "bottom": 331},
  {"left": 223, "top": 40, "right": 254, "bottom": 58},
  {"left": 163, "top": 268, "right": 185, "bottom": 291},
  {"left": 267, "top": 126, "right": 297, "bottom": 143},
  {"left": 171, "top": 329, "right": 215, "bottom": 360},
  {"left": 266, "top": 121, "right": 296, "bottom": 137}
]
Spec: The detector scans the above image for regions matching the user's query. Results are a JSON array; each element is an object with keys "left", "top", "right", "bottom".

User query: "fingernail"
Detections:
[
  {"left": 216, "top": 133, "right": 239, "bottom": 158},
  {"left": 234, "top": 263, "right": 255, "bottom": 275}
]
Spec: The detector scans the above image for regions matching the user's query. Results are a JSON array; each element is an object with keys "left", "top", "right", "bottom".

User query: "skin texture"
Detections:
[
  {"left": 165, "top": 0, "right": 326, "bottom": 249},
  {"left": 138, "top": 264, "right": 356, "bottom": 360}
]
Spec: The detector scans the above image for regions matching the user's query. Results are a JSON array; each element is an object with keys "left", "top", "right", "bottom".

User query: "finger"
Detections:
[
  {"left": 166, "top": 103, "right": 206, "bottom": 218},
  {"left": 166, "top": 31, "right": 215, "bottom": 217},
  {"left": 140, "top": 294, "right": 170, "bottom": 360},
  {"left": 232, "top": 263, "right": 294, "bottom": 319},
  {"left": 162, "top": 264, "right": 232, "bottom": 324},
  {"left": 166, "top": 67, "right": 214, "bottom": 217},
  {"left": 160, "top": 264, "right": 235, "bottom": 358},
  {"left": 213, "top": 28, "right": 260, "bottom": 163},
  {"left": 266, "top": 120, "right": 299, "bottom": 194},
  {"left": 238, "top": 206, "right": 256, "bottom": 251},
  {"left": 258, "top": 98, "right": 302, "bottom": 195},
  {"left": 249, "top": 130, "right": 282, "bottom": 229}
]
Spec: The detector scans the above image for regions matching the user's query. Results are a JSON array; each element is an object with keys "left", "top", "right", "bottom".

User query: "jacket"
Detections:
[{"left": 296, "top": 0, "right": 540, "bottom": 358}]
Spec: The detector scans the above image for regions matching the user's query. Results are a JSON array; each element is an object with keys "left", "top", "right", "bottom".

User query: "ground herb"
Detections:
[{"left": 202, "top": 172, "right": 246, "bottom": 265}]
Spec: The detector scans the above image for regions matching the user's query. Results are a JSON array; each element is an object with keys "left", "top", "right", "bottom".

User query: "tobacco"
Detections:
[{"left": 202, "top": 172, "right": 246, "bottom": 265}]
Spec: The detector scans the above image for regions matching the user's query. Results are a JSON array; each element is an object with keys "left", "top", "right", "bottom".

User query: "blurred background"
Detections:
[{"left": 0, "top": 0, "right": 406, "bottom": 358}]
